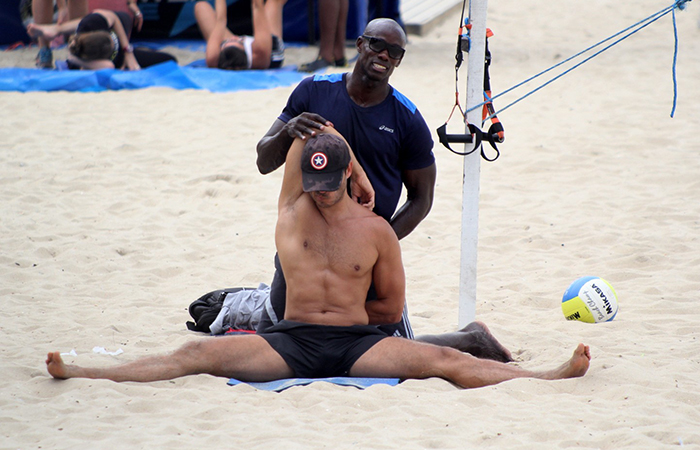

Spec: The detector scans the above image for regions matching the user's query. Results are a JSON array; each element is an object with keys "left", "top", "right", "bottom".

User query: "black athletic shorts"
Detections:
[
  {"left": 269, "top": 35, "right": 284, "bottom": 69},
  {"left": 259, "top": 320, "right": 389, "bottom": 378}
]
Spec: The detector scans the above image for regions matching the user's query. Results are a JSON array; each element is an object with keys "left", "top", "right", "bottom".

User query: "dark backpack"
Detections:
[{"left": 186, "top": 287, "right": 252, "bottom": 333}]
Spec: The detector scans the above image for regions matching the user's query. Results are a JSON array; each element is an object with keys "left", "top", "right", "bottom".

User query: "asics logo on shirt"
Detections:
[{"left": 379, "top": 125, "right": 395, "bottom": 133}]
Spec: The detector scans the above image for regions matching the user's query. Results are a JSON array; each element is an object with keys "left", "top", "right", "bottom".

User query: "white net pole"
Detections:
[{"left": 458, "top": 0, "right": 488, "bottom": 328}]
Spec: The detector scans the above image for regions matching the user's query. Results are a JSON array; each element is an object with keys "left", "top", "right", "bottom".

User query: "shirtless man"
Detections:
[
  {"left": 254, "top": 18, "right": 514, "bottom": 362},
  {"left": 46, "top": 131, "right": 590, "bottom": 387}
]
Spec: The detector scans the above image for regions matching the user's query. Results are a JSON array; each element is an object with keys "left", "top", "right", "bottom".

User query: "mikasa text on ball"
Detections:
[{"left": 562, "top": 276, "right": 618, "bottom": 323}]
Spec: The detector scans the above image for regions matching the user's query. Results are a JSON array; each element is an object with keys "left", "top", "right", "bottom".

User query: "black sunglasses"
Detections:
[{"left": 361, "top": 35, "right": 405, "bottom": 59}]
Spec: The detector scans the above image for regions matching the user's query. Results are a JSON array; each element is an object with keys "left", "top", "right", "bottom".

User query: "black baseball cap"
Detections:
[{"left": 300, "top": 134, "right": 351, "bottom": 192}]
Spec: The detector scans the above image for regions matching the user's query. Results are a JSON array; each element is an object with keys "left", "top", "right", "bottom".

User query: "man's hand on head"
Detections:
[{"left": 285, "top": 113, "right": 333, "bottom": 140}]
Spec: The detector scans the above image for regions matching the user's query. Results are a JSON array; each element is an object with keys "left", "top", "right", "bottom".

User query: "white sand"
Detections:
[{"left": 2, "top": 0, "right": 700, "bottom": 448}]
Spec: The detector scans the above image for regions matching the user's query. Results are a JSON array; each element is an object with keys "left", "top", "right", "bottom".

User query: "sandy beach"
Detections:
[{"left": 2, "top": 0, "right": 699, "bottom": 448}]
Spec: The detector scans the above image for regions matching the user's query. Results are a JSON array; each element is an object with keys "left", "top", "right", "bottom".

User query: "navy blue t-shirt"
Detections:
[{"left": 279, "top": 73, "right": 435, "bottom": 222}]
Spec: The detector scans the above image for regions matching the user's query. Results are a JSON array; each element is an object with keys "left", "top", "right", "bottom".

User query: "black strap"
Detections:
[
  {"left": 481, "top": 122, "right": 502, "bottom": 161},
  {"left": 437, "top": 123, "right": 483, "bottom": 156},
  {"left": 437, "top": 122, "right": 503, "bottom": 162},
  {"left": 439, "top": 13, "right": 503, "bottom": 162}
]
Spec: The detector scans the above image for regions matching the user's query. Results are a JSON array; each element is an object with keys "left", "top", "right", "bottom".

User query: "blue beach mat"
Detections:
[
  {"left": 0, "top": 60, "right": 308, "bottom": 93},
  {"left": 228, "top": 377, "right": 401, "bottom": 392}
]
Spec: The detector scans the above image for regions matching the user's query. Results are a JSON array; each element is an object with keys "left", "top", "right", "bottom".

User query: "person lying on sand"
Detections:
[
  {"left": 194, "top": 0, "right": 285, "bottom": 70},
  {"left": 46, "top": 130, "right": 590, "bottom": 388}
]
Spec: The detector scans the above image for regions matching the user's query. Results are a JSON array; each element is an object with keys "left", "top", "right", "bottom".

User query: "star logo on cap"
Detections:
[{"left": 311, "top": 152, "right": 328, "bottom": 170}]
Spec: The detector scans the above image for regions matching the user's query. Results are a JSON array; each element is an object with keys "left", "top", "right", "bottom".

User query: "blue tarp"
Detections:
[{"left": 0, "top": 60, "right": 309, "bottom": 93}]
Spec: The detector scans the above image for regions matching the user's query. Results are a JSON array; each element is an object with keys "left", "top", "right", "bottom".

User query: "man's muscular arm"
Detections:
[
  {"left": 365, "top": 222, "right": 406, "bottom": 325},
  {"left": 390, "top": 163, "right": 436, "bottom": 240},
  {"left": 256, "top": 114, "right": 331, "bottom": 174},
  {"left": 277, "top": 136, "right": 307, "bottom": 210},
  {"left": 257, "top": 117, "right": 375, "bottom": 210}
]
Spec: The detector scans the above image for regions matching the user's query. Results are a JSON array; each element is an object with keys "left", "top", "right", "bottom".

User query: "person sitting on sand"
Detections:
[
  {"left": 252, "top": 18, "right": 506, "bottom": 359},
  {"left": 194, "top": 0, "right": 286, "bottom": 70},
  {"left": 27, "top": 0, "right": 143, "bottom": 69},
  {"left": 27, "top": 7, "right": 175, "bottom": 70},
  {"left": 46, "top": 130, "right": 591, "bottom": 388}
]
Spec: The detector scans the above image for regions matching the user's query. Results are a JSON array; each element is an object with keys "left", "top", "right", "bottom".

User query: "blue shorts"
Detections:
[{"left": 260, "top": 320, "right": 388, "bottom": 378}]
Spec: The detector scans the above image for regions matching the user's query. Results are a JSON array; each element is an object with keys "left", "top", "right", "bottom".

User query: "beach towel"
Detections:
[{"left": 227, "top": 377, "right": 400, "bottom": 392}]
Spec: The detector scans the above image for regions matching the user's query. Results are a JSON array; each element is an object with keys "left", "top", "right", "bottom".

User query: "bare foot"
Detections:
[
  {"left": 27, "top": 23, "right": 60, "bottom": 41},
  {"left": 545, "top": 343, "right": 591, "bottom": 380},
  {"left": 46, "top": 351, "right": 70, "bottom": 379},
  {"left": 460, "top": 321, "right": 514, "bottom": 362},
  {"left": 416, "top": 321, "right": 513, "bottom": 362}
]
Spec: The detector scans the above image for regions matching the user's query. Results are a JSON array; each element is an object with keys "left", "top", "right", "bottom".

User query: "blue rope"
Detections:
[
  {"left": 670, "top": 6, "right": 679, "bottom": 117},
  {"left": 480, "top": 6, "right": 672, "bottom": 107},
  {"left": 471, "top": 0, "right": 692, "bottom": 120}
]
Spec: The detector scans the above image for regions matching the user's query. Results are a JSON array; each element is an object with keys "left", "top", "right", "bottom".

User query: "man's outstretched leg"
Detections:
[
  {"left": 415, "top": 321, "right": 513, "bottom": 363},
  {"left": 350, "top": 338, "right": 590, "bottom": 389},
  {"left": 46, "top": 334, "right": 293, "bottom": 383}
]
